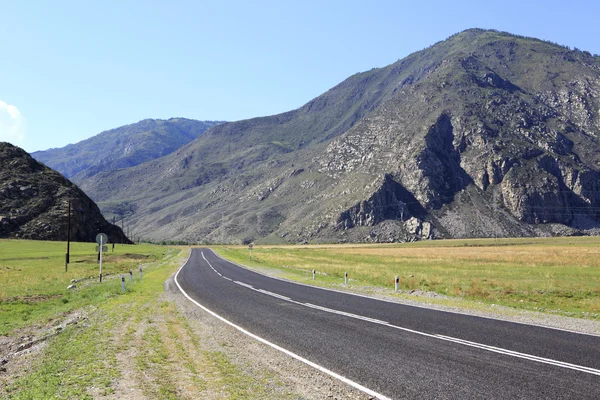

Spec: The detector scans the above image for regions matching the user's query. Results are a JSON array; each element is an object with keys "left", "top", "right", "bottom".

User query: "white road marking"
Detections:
[
  {"left": 234, "top": 280, "right": 254, "bottom": 289},
  {"left": 201, "top": 251, "right": 600, "bottom": 377},
  {"left": 257, "top": 289, "right": 291, "bottom": 301},
  {"left": 435, "top": 335, "right": 600, "bottom": 376},
  {"left": 208, "top": 248, "right": 600, "bottom": 339},
  {"left": 304, "top": 303, "right": 388, "bottom": 325},
  {"left": 174, "top": 252, "right": 391, "bottom": 400},
  {"left": 202, "top": 252, "right": 222, "bottom": 276}
]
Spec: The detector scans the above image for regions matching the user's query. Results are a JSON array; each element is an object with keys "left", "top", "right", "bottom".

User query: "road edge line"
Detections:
[{"left": 174, "top": 251, "right": 391, "bottom": 400}]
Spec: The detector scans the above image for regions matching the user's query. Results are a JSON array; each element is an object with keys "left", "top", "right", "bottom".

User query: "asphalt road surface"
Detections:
[{"left": 175, "top": 248, "right": 600, "bottom": 399}]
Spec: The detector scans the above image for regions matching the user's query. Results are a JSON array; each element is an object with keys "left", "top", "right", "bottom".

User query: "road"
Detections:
[{"left": 175, "top": 248, "right": 600, "bottom": 399}]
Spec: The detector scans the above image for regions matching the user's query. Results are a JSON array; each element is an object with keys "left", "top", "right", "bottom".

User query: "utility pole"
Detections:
[{"left": 65, "top": 200, "right": 71, "bottom": 271}]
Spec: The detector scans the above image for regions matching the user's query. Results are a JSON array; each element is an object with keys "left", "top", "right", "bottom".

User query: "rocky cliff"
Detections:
[
  {"left": 312, "top": 30, "right": 600, "bottom": 241},
  {"left": 0, "top": 143, "right": 131, "bottom": 243}
]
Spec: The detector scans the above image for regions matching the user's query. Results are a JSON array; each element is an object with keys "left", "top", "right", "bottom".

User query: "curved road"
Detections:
[{"left": 175, "top": 248, "right": 600, "bottom": 399}]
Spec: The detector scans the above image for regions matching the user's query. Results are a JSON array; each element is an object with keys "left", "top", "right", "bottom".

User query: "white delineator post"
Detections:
[
  {"left": 395, "top": 275, "right": 399, "bottom": 292},
  {"left": 121, "top": 274, "right": 125, "bottom": 293},
  {"left": 129, "top": 270, "right": 133, "bottom": 282},
  {"left": 139, "top": 266, "right": 143, "bottom": 279},
  {"left": 345, "top": 271, "right": 348, "bottom": 285},
  {"left": 313, "top": 269, "right": 316, "bottom": 281}
]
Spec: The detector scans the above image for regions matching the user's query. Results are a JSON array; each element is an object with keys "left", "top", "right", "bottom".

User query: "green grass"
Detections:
[
  {"left": 214, "top": 237, "right": 600, "bottom": 319},
  {"left": 2, "top": 240, "right": 180, "bottom": 399},
  {"left": 0, "top": 239, "right": 170, "bottom": 335}
]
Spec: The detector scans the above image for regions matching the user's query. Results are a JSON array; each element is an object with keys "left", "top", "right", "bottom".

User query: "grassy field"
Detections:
[
  {"left": 0, "top": 239, "right": 170, "bottom": 335},
  {"left": 1, "top": 240, "right": 295, "bottom": 399},
  {"left": 215, "top": 236, "right": 600, "bottom": 319}
]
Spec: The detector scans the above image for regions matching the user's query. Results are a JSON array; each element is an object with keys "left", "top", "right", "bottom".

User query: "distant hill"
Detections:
[
  {"left": 32, "top": 118, "right": 223, "bottom": 181},
  {"left": 77, "top": 29, "right": 600, "bottom": 243},
  {"left": 0, "top": 142, "right": 130, "bottom": 243}
]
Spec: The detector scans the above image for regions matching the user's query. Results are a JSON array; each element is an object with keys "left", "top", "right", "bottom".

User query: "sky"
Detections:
[{"left": 2, "top": 0, "right": 600, "bottom": 152}]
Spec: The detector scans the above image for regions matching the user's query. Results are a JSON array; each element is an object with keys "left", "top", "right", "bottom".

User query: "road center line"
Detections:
[{"left": 201, "top": 251, "right": 600, "bottom": 377}]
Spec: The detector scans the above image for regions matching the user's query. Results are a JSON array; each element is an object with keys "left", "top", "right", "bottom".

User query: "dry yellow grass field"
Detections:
[{"left": 216, "top": 237, "right": 600, "bottom": 318}]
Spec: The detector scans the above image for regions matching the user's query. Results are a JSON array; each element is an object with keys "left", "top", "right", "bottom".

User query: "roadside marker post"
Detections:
[
  {"left": 121, "top": 274, "right": 125, "bottom": 293},
  {"left": 345, "top": 271, "right": 348, "bottom": 285},
  {"left": 249, "top": 243, "right": 253, "bottom": 257},
  {"left": 129, "top": 270, "right": 133, "bottom": 282},
  {"left": 313, "top": 269, "right": 316, "bottom": 281},
  {"left": 139, "top": 266, "right": 143, "bottom": 279},
  {"left": 395, "top": 276, "right": 399, "bottom": 292}
]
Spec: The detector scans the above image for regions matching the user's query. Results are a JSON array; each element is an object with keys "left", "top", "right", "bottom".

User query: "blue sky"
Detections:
[{"left": 2, "top": 0, "right": 599, "bottom": 152}]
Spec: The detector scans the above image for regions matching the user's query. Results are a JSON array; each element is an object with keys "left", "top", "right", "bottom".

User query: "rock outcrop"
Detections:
[{"left": 0, "top": 143, "right": 130, "bottom": 243}]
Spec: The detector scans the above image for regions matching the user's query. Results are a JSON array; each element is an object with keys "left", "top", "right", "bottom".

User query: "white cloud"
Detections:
[{"left": 0, "top": 100, "right": 26, "bottom": 147}]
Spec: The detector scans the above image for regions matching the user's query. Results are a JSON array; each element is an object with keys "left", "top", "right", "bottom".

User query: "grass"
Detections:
[
  {"left": 214, "top": 236, "right": 600, "bottom": 319},
  {"left": 1, "top": 240, "right": 296, "bottom": 399},
  {"left": 0, "top": 239, "right": 168, "bottom": 335}
]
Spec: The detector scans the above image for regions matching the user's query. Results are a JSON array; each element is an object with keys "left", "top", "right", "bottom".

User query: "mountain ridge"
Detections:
[
  {"left": 43, "top": 29, "right": 600, "bottom": 243},
  {"left": 32, "top": 118, "right": 223, "bottom": 181}
]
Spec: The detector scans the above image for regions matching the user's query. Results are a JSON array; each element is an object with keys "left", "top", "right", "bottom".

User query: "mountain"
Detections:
[
  {"left": 32, "top": 118, "right": 223, "bottom": 181},
  {"left": 77, "top": 29, "right": 600, "bottom": 243},
  {"left": 0, "top": 142, "right": 130, "bottom": 243}
]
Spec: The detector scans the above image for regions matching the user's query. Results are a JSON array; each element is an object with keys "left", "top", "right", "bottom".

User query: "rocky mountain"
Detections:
[
  {"left": 72, "top": 29, "right": 600, "bottom": 243},
  {"left": 32, "top": 118, "right": 223, "bottom": 181},
  {"left": 0, "top": 142, "right": 130, "bottom": 243}
]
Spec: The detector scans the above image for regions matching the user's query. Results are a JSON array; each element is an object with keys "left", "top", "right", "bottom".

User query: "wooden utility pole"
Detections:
[{"left": 65, "top": 200, "right": 71, "bottom": 271}]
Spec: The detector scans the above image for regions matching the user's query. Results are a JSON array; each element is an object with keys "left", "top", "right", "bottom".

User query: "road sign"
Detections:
[
  {"left": 96, "top": 233, "right": 108, "bottom": 245},
  {"left": 96, "top": 246, "right": 108, "bottom": 253}
]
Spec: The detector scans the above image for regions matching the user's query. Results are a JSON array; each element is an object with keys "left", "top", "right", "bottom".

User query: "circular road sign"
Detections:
[{"left": 96, "top": 233, "right": 108, "bottom": 245}]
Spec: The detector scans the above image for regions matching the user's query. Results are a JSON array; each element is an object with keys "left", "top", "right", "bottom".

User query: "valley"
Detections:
[
  {"left": 3, "top": 238, "right": 599, "bottom": 399},
  {"left": 3, "top": 25, "right": 600, "bottom": 400}
]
